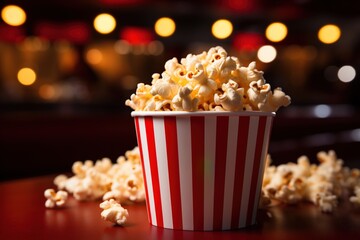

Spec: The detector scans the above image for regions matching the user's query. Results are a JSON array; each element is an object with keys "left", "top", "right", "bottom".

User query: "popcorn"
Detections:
[
  {"left": 54, "top": 147, "right": 145, "bottom": 203},
  {"left": 172, "top": 86, "right": 198, "bottom": 111},
  {"left": 262, "top": 150, "right": 360, "bottom": 212},
  {"left": 350, "top": 186, "right": 360, "bottom": 205},
  {"left": 103, "top": 147, "right": 145, "bottom": 203},
  {"left": 126, "top": 46, "right": 291, "bottom": 112},
  {"left": 44, "top": 189, "right": 68, "bottom": 208},
  {"left": 214, "top": 80, "right": 244, "bottom": 111},
  {"left": 100, "top": 199, "right": 129, "bottom": 226}
]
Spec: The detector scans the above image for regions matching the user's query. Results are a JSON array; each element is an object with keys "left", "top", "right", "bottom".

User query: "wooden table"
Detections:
[{"left": 1, "top": 175, "right": 360, "bottom": 240}]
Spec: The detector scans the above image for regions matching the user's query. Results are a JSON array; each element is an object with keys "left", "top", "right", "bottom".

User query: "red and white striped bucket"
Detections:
[{"left": 132, "top": 111, "right": 275, "bottom": 231}]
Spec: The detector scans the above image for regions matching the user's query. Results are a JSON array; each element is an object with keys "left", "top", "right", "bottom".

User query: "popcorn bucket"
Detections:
[{"left": 132, "top": 111, "right": 275, "bottom": 231}]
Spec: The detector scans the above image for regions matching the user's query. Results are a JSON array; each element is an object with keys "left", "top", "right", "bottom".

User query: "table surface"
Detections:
[{"left": 1, "top": 175, "right": 360, "bottom": 240}]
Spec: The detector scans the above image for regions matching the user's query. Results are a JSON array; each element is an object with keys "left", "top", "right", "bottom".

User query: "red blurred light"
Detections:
[
  {"left": 0, "top": 24, "right": 25, "bottom": 42},
  {"left": 35, "top": 22, "right": 90, "bottom": 44},
  {"left": 233, "top": 33, "right": 264, "bottom": 51},
  {"left": 120, "top": 27, "right": 154, "bottom": 45},
  {"left": 223, "top": 0, "right": 259, "bottom": 12},
  {"left": 100, "top": 0, "right": 147, "bottom": 6}
]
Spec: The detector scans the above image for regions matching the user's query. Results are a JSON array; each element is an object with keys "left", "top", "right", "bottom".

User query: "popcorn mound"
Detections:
[
  {"left": 54, "top": 147, "right": 145, "bottom": 204},
  {"left": 261, "top": 150, "right": 360, "bottom": 212},
  {"left": 126, "top": 46, "right": 291, "bottom": 112}
]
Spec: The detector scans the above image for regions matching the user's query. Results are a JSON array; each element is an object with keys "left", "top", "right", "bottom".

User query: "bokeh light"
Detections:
[
  {"left": 338, "top": 65, "right": 356, "bottom": 83},
  {"left": 93, "top": 13, "right": 116, "bottom": 34},
  {"left": 265, "top": 22, "right": 288, "bottom": 42},
  {"left": 313, "top": 104, "right": 331, "bottom": 118},
  {"left": 17, "top": 68, "right": 36, "bottom": 86},
  {"left": 86, "top": 48, "right": 103, "bottom": 65},
  {"left": 1, "top": 5, "right": 26, "bottom": 26},
  {"left": 318, "top": 24, "right": 341, "bottom": 44},
  {"left": 211, "top": 19, "right": 233, "bottom": 39},
  {"left": 257, "top": 45, "right": 277, "bottom": 63},
  {"left": 154, "top": 17, "right": 176, "bottom": 37},
  {"left": 39, "top": 84, "right": 56, "bottom": 100}
]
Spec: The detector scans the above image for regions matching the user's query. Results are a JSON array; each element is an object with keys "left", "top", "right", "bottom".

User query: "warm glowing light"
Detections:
[
  {"left": 212, "top": 19, "right": 233, "bottom": 39},
  {"left": 318, "top": 24, "right": 341, "bottom": 44},
  {"left": 147, "top": 41, "right": 164, "bottom": 55},
  {"left": 39, "top": 84, "right": 56, "bottom": 100},
  {"left": 17, "top": 68, "right": 36, "bottom": 86},
  {"left": 265, "top": 22, "right": 288, "bottom": 42},
  {"left": 114, "top": 40, "right": 131, "bottom": 55},
  {"left": 338, "top": 65, "right": 356, "bottom": 83},
  {"left": 1, "top": 5, "right": 26, "bottom": 26},
  {"left": 154, "top": 17, "right": 176, "bottom": 37},
  {"left": 93, "top": 13, "right": 116, "bottom": 34},
  {"left": 86, "top": 48, "right": 103, "bottom": 65},
  {"left": 257, "top": 45, "right": 277, "bottom": 63}
]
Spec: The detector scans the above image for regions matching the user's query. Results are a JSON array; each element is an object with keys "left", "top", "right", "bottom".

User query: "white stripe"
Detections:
[
  {"left": 251, "top": 116, "right": 273, "bottom": 224},
  {"left": 239, "top": 116, "right": 259, "bottom": 228},
  {"left": 138, "top": 117, "right": 157, "bottom": 226},
  {"left": 203, "top": 116, "right": 216, "bottom": 230},
  {"left": 222, "top": 116, "right": 239, "bottom": 229},
  {"left": 176, "top": 117, "right": 194, "bottom": 230},
  {"left": 153, "top": 117, "right": 173, "bottom": 229}
]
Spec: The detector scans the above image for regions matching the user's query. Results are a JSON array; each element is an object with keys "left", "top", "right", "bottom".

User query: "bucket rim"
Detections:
[{"left": 131, "top": 111, "right": 276, "bottom": 117}]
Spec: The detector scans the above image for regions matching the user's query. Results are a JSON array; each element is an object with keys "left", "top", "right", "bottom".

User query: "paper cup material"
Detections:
[{"left": 132, "top": 111, "right": 275, "bottom": 231}]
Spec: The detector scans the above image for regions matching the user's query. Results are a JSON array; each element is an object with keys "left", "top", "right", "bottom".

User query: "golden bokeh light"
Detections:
[
  {"left": 93, "top": 13, "right": 116, "bottom": 34},
  {"left": 17, "top": 68, "right": 36, "bottom": 86},
  {"left": 211, "top": 19, "right": 233, "bottom": 39},
  {"left": 86, "top": 48, "right": 103, "bottom": 65},
  {"left": 257, "top": 45, "right": 277, "bottom": 63},
  {"left": 318, "top": 24, "right": 341, "bottom": 44},
  {"left": 265, "top": 22, "right": 288, "bottom": 42},
  {"left": 154, "top": 17, "right": 176, "bottom": 37},
  {"left": 1, "top": 5, "right": 26, "bottom": 26}
]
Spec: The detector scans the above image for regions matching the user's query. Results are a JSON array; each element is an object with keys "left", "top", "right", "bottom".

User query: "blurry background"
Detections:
[{"left": 1, "top": 0, "right": 359, "bottom": 180}]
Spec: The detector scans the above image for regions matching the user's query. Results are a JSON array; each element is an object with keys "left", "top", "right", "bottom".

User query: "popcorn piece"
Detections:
[
  {"left": 172, "top": 86, "right": 199, "bottom": 111},
  {"left": 126, "top": 46, "right": 291, "bottom": 112},
  {"left": 259, "top": 88, "right": 291, "bottom": 112},
  {"left": 188, "top": 63, "right": 218, "bottom": 103},
  {"left": 247, "top": 79, "right": 271, "bottom": 110},
  {"left": 125, "top": 83, "right": 153, "bottom": 111},
  {"left": 150, "top": 73, "right": 179, "bottom": 100},
  {"left": 214, "top": 80, "right": 244, "bottom": 111},
  {"left": 350, "top": 186, "right": 360, "bottom": 205},
  {"left": 237, "top": 61, "right": 263, "bottom": 88},
  {"left": 44, "top": 189, "right": 68, "bottom": 208},
  {"left": 100, "top": 199, "right": 129, "bottom": 226}
]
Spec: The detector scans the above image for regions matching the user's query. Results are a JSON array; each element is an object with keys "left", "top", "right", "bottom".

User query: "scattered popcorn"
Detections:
[
  {"left": 44, "top": 188, "right": 68, "bottom": 208},
  {"left": 262, "top": 150, "right": 360, "bottom": 212},
  {"left": 100, "top": 199, "right": 129, "bottom": 226},
  {"left": 126, "top": 46, "right": 291, "bottom": 112},
  {"left": 54, "top": 147, "right": 145, "bottom": 203},
  {"left": 350, "top": 186, "right": 360, "bottom": 205}
]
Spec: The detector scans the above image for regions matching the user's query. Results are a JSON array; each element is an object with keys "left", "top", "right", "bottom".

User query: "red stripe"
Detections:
[
  {"left": 190, "top": 116, "right": 205, "bottom": 230},
  {"left": 164, "top": 116, "right": 183, "bottom": 230},
  {"left": 246, "top": 116, "right": 267, "bottom": 226},
  {"left": 213, "top": 116, "right": 229, "bottom": 230},
  {"left": 231, "top": 116, "right": 250, "bottom": 228},
  {"left": 134, "top": 117, "right": 151, "bottom": 223},
  {"left": 144, "top": 116, "right": 164, "bottom": 227}
]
